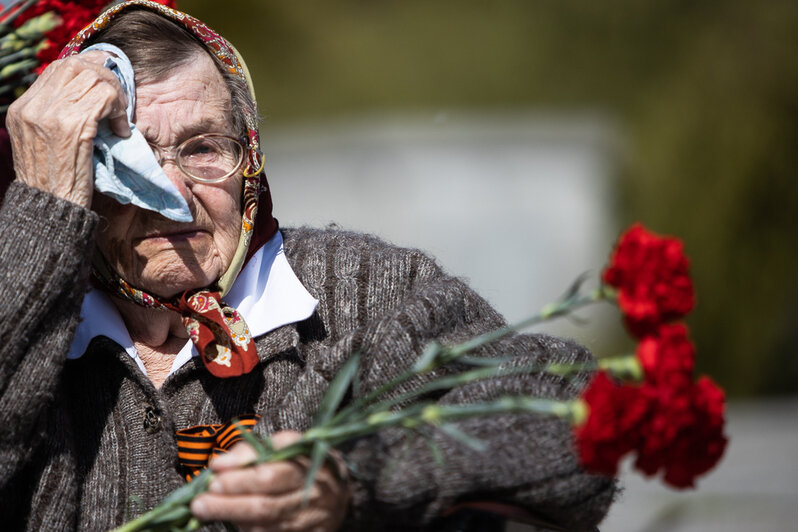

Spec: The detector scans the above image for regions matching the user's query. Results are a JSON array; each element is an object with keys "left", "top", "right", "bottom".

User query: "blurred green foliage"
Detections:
[{"left": 181, "top": 0, "right": 798, "bottom": 397}]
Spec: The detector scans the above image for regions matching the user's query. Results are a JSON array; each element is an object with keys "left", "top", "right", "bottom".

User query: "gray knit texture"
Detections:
[{"left": 0, "top": 181, "right": 615, "bottom": 531}]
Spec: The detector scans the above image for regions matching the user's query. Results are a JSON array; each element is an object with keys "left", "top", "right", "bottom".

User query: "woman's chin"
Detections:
[{"left": 137, "top": 269, "right": 219, "bottom": 299}]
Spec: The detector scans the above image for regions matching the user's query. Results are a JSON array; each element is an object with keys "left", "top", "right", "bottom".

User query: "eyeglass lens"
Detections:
[{"left": 179, "top": 136, "right": 243, "bottom": 182}]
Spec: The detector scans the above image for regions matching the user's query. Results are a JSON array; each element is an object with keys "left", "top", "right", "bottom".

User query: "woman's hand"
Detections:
[
  {"left": 5, "top": 51, "right": 129, "bottom": 208},
  {"left": 191, "top": 431, "right": 351, "bottom": 532}
]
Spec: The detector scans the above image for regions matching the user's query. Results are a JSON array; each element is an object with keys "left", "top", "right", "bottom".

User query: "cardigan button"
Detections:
[{"left": 143, "top": 406, "right": 163, "bottom": 434}]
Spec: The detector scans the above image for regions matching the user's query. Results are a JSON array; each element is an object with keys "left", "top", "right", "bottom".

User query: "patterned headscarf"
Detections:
[{"left": 59, "top": 0, "right": 278, "bottom": 378}]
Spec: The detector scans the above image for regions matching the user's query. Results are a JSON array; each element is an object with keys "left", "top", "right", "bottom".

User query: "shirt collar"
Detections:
[{"left": 67, "top": 231, "right": 318, "bottom": 377}]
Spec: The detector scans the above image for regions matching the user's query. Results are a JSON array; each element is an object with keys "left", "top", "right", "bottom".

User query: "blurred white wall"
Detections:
[{"left": 262, "top": 111, "right": 620, "bottom": 346}]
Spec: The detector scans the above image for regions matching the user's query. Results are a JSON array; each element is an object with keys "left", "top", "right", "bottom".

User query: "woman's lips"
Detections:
[{"left": 136, "top": 228, "right": 207, "bottom": 243}]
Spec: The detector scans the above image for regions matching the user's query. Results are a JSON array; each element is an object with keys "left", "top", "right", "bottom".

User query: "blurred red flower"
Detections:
[
  {"left": 577, "top": 372, "right": 727, "bottom": 488},
  {"left": 602, "top": 223, "right": 695, "bottom": 337},
  {"left": 574, "top": 372, "right": 652, "bottom": 477},
  {"left": 662, "top": 377, "right": 727, "bottom": 488},
  {"left": 635, "top": 377, "right": 728, "bottom": 488},
  {"left": 636, "top": 322, "right": 695, "bottom": 389}
]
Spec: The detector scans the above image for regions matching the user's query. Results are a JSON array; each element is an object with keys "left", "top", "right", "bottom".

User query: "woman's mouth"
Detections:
[{"left": 137, "top": 228, "right": 207, "bottom": 243}]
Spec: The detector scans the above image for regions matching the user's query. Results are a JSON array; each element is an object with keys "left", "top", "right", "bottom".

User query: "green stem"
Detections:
[
  {"left": 110, "top": 470, "right": 214, "bottom": 532},
  {"left": 357, "top": 363, "right": 559, "bottom": 419},
  {"left": 446, "top": 287, "right": 611, "bottom": 361},
  {"left": 0, "top": 0, "right": 38, "bottom": 31}
]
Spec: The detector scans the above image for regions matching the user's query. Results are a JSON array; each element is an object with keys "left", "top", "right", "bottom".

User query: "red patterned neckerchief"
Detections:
[{"left": 59, "top": 1, "right": 278, "bottom": 378}]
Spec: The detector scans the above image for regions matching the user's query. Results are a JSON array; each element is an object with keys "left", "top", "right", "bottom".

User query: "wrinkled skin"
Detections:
[
  {"left": 193, "top": 432, "right": 351, "bottom": 532},
  {"left": 6, "top": 50, "right": 349, "bottom": 532}
]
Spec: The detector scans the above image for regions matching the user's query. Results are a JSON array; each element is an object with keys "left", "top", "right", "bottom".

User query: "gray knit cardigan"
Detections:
[{"left": 0, "top": 182, "right": 615, "bottom": 531}]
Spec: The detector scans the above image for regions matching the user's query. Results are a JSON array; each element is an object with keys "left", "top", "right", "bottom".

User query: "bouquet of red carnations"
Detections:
[
  {"left": 114, "top": 223, "right": 728, "bottom": 531},
  {"left": 574, "top": 223, "right": 727, "bottom": 488}
]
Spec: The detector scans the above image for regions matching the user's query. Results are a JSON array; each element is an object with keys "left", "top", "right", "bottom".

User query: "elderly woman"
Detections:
[{"left": 0, "top": 1, "right": 614, "bottom": 530}]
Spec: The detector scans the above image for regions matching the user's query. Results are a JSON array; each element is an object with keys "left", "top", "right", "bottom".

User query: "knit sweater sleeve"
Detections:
[
  {"left": 0, "top": 182, "right": 97, "bottom": 486},
  {"left": 280, "top": 227, "right": 616, "bottom": 531}
]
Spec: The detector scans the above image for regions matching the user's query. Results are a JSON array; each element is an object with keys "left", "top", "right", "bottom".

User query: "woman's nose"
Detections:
[{"left": 161, "top": 158, "right": 194, "bottom": 204}]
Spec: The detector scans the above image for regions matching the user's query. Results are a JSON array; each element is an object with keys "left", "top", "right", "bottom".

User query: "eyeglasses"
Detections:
[{"left": 149, "top": 134, "right": 246, "bottom": 184}]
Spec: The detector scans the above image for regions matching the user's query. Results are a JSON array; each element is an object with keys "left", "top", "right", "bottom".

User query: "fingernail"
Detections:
[
  {"left": 208, "top": 479, "right": 223, "bottom": 493},
  {"left": 210, "top": 454, "right": 235, "bottom": 469},
  {"left": 190, "top": 498, "right": 207, "bottom": 518}
]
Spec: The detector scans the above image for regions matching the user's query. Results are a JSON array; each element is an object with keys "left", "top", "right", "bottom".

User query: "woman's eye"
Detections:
[{"left": 184, "top": 141, "right": 219, "bottom": 159}]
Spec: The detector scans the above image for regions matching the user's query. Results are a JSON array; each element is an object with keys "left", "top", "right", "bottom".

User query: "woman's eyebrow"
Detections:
[{"left": 141, "top": 117, "right": 232, "bottom": 144}]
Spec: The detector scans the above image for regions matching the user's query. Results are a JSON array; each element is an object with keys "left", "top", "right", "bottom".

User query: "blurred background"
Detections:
[{"left": 176, "top": 1, "right": 797, "bottom": 529}]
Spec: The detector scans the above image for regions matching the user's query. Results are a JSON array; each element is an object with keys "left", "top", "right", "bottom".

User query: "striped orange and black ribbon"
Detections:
[{"left": 176, "top": 414, "right": 260, "bottom": 481}]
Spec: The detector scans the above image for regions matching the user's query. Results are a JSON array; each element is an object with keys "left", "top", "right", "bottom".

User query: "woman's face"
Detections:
[{"left": 92, "top": 52, "right": 243, "bottom": 298}]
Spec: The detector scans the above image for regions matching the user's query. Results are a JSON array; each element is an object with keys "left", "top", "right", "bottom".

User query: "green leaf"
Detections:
[
  {"left": 157, "top": 469, "right": 213, "bottom": 508},
  {"left": 412, "top": 341, "right": 442, "bottom": 372},
  {"left": 13, "top": 11, "right": 60, "bottom": 41},
  {"left": 457, "top": 355, "right": 512, "bottom": 367},
  {"left": 303, "top": 440, "right": 331, "bottom": 503},
  {"left": 437, "top": 423, "right": 488, "bottom": 452},
  {"left": 419, "top": 429, "right": 446, "bottom": 467},
  {"left": 237, "top": 424, "right": 273, "bottom": 460},
  {"left": 563, "top": 271, "right": 590, "bottom": 301},
  {"left": 0, "top": 0, "right": 38, "bottom": 29},
  {"left": 362, "top": 364, "right": 539, "bottom": 415},
  {"left": 0, "top": 57, "right": 36, "bottom": 79},
  {"left": 141, "top": 505, "right": 192, "bottom": 529},
  {"left": 0, "top": 45, "right": 35, "bottom": 67},
  {"left": 177, "top": 517, "right": 203, "bottom": 532},
  {"left": 314, "top": 353, "right": 360, "bottom": 426}
]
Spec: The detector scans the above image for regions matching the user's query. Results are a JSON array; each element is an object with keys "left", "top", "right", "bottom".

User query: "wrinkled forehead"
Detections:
[{"left": 135, "top": 57, "right": 234, "bottom": 143}]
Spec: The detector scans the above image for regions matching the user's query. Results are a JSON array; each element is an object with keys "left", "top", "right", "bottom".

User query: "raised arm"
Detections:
[{"left": 0, "top": 50, "right": 125, "bottom": 488}]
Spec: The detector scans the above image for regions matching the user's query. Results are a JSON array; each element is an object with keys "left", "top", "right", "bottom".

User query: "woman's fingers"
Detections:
[
  {"left": 75, "top": 51, "right": 131, "bottom": 138},
  {"left": 194, "top": 432, "right": 350, "bottom": 531},
  {"left": 209, "top": 440, "right": 259, "bottom": 471},
  {"left": 192, "top": 487, "right": 320, "bottom": 525},
  {"left": 210, "top": 431, "right": 303, "bottom": 471},
  {"left": 209, "top": 461, "right": 306, "bottom": 496},
  {"left": 107, "top": 103, "right": 131, "bottom": 138},
  {"left": 192, "top": 472, "right": 343, "bottom": 532}
]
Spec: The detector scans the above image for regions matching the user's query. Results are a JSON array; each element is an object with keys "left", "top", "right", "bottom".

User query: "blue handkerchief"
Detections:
[{"left": 83, "top": 43, "right": 192, "bottom": 222}]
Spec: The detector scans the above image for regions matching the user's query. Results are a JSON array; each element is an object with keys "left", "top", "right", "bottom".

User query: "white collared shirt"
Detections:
[{"left": 67, "top": 231, "right": 319, "bottom": 377}]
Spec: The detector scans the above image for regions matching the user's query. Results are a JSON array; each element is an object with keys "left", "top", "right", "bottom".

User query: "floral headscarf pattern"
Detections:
[{"left": 59, "top": 0, "right": 278, "bottom": 378}]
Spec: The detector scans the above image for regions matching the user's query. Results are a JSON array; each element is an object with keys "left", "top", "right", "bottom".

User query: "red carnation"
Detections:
[
  {"left": 663, "top": 377, "right": 727, "bottom": 488},
  {"left": 633, "top": 382, "right": 693, "bottom": 476},
  {"left": 635, "top": 377, "right": 727, "bottom": 488},
  {"left": 636, "top": 322, "right": 695, "bottom": 389},
  {"left": 574, "top": 372, "right": 652, "bottom": 476},
  {"left": 602, "top": 224, "right": 695, "bottom": 337}
]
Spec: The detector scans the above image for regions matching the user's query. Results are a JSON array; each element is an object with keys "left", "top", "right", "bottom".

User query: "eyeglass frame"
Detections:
[{"left": 148, "top": 133, "right": 248, "bottom": 184}]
